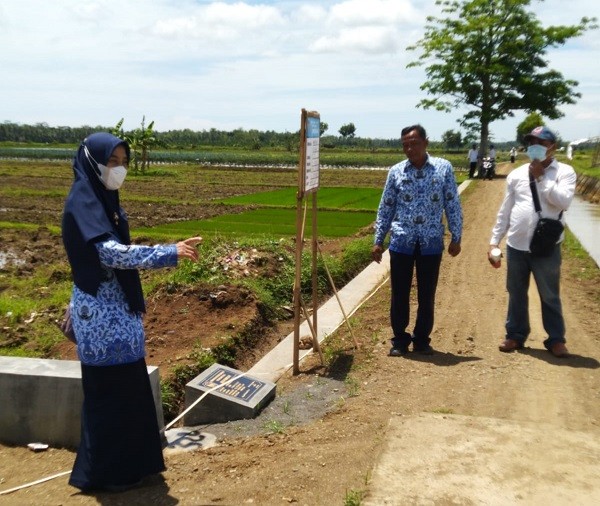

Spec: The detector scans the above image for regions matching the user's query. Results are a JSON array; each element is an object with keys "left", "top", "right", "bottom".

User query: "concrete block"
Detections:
[
  {"left": 183, "top": 363, "right": 276, "bottom": 425},
  {"left": 0, "top": 357, "right": 164, "bottom": 448}
]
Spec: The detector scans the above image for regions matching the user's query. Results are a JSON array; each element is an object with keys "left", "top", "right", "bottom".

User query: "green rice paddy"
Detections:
[
  {"left": 135, "top": 208, "right": 375, "bottom": 239},
  {"left": 134, "top": 186, "right": 381, "bottom": 239},
  {"left": 220, "top": 187, "right": 382, "bottom": 210}
]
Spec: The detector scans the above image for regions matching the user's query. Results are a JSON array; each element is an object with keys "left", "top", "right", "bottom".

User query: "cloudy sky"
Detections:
[{"left": 1, "top": 0, "right": 598, "bottom": 142}]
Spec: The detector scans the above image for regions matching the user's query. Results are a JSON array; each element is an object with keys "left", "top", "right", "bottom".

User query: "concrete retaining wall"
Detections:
[{"left": 0, "top": 357, "right": 164, "bottom": 448}]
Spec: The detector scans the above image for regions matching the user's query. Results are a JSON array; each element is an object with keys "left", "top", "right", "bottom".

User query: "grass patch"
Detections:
[
  {"left": 561, "top": 151, "right": 600, "bottom": 178},
  {"left": 0, "top": 221, "right": 61, "bottom": 234},
  {"left": 430, "top": 407, "right": 455, "bottom": 414},
  {"left": 262, "top": 419, "right": 286, "bottom": 434},
  {"left": 221, "top": 187, "right": 382, "bottom": 211},
  {"left": 134, "top": 208, "right": 375, "bottom": 240},
  {"left": 344, "top": 376, "right": 361, "bottom": 397},
  {"left": 344, "top": 489, "right": 366, "bottom": 506},
  {"left": 563, "top": 228, "right": 600, "bottom": 284},
  {"left": 160, "top": 345, "right": 218, "bottom": 420}
]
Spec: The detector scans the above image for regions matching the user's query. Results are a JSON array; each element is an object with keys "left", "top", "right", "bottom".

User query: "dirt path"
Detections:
[
  {"left": 1, "top": 164, "right": 599, "bottom": 505},
  {"left": 363, "top": 166, "right": 600, "bottom": 504}
]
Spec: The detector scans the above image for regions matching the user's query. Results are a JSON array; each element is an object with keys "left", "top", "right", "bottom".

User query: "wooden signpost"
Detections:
[{"left": 293, "top": 109, "right": 322, "bottom": 375}]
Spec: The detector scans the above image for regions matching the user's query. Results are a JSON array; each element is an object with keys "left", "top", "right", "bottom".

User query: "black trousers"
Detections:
[
  {"left": 469, "top": 161, "right": 477, "bottom": 178},
  {"left": 390, "top": 248, "right": 442, "bottom": 349}
]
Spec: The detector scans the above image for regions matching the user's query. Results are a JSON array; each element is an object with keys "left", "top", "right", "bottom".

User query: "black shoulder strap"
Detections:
[
  {"left": 529, "top": 172, "right": 563, "bottom": 219},
  {"left": 528, "top": 173, "right": 542, "bottom": 214}
]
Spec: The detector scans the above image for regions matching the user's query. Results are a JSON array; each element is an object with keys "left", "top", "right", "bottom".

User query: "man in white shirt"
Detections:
[
  {"left": 488, "top": 126, "right": 576, "bottom": 358},
  {"left": 467, "top": 143, "right": 479, "bottom": 178}
]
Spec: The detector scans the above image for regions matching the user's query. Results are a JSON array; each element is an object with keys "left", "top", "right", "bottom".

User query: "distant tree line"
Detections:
[
  {"left": 0, "top": 120, "right": 406, "bottom": 151},
  {"left": 1, "top": 120, "right": 546, "bottom": 156},
  {"left": 0, "top": 122, "right": 103, "bottom": 144}
]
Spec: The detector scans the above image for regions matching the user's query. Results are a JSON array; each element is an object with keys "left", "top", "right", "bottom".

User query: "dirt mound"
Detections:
[
  {"left": 50, "top": 283, "right": 270, "bottom": 368},
  {"left": 144, "top": 284, "right": 260, "bottom": 368}
]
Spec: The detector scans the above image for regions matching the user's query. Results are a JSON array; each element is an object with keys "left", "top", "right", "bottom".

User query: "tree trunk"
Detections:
[{"left": 480, "top": 120, "right": 489, "bottom": 158}]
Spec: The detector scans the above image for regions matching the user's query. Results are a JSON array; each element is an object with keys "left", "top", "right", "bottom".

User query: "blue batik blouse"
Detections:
[{"left": 70, "top": 240, "right": 177, "bottom": 366}]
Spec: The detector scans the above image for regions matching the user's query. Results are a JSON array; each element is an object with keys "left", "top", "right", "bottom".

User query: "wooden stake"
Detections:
[
  {"left": 311, "top": 190, "right": 318, "bottom": 354},
  {"left": 317, "top": 244, "right": 361, "bottom": 348},
  {"left": 300, "top": 298, "right": 324, "bottom": 365}
]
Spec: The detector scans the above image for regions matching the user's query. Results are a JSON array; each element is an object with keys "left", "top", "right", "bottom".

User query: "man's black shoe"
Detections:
[
  {"left": 413, "top": 345, "right": 434, "bottom": 355},
  {"left": 389, "top": 346, "right": 408, "bottom": 357}
]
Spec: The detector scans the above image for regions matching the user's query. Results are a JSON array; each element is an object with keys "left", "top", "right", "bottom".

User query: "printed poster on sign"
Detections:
[{"left": 304, "top": 115, "right": 320, "bottom": 194}]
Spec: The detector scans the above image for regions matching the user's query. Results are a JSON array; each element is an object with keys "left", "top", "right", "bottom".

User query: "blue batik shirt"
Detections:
[
  {"left": 374, "top": 155, "right": 462, "bottom": 254},
  {"left": 71, "top": 240, "right": 177, "bottom": 366}
]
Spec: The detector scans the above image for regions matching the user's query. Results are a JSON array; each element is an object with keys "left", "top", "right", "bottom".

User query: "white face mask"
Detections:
[
  {"left": 98, "top": 163, "right": 127, "bottom": 190},
  {"left": 526, "top": 144, "right": 548, "bottom": 161},
  {"left": 83, "top": 145, "right": 127, "bottom": 190}
]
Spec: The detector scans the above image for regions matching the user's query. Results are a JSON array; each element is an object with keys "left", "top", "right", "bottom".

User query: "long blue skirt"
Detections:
[{"left": 69, "top": 358, "right": 165, "bottom": 491}]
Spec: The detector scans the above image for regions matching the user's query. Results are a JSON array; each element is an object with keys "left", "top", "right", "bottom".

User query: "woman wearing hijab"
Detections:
[{"left": 62, "top": 132, "right": 201, "bottom": 492}]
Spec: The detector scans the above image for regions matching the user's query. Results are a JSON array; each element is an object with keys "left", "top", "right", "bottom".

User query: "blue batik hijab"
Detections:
[{"left": 62, "top": 132, "right": 145, "bottom": 313}]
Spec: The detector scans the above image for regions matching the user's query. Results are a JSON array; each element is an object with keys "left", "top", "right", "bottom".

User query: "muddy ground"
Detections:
[{"left": 1, "top": 162, "right": 599, "bottom": 505}]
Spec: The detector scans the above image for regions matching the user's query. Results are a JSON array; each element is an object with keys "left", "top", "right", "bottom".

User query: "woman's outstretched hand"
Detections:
[{"left": 176, "top": 237, "right": 202, "bottom": 262}]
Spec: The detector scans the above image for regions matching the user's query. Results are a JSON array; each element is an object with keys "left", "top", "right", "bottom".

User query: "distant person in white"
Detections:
[{"left": 467, "top": 144, "right": 478, "bottom": 178}]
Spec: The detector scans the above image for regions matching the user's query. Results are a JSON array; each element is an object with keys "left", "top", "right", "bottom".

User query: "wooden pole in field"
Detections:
[
  {"left": 300, "top": 298, "right": 324, "bottom": 364},
  {"left": 293, "top": 109, "right": 320, "bottom": 375},
  {"left": 293, "top": 116, "right": 307, "bottom": 375},
  {"left": 311, "top": 189, "right": 318, "bottom": 354}
]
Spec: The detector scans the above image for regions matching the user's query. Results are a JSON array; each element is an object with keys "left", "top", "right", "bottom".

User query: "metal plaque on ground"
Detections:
[{"left": 183, "top": 363, "right": 276, "bottom": 425}]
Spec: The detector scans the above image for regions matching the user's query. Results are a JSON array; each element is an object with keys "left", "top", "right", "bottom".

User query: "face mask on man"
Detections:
[{"left": 526, "top": 144, "right": 547, "bottom": 161}]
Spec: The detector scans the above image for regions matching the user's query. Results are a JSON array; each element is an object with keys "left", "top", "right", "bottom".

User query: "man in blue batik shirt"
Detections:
[{"left": 372, "top": 125, "right": 463, "bottom": 356}]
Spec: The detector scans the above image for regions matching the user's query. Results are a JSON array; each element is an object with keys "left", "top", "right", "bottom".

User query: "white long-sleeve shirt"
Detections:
[{"left": 490, "top": 159, "right": 576, "bottom": 251}]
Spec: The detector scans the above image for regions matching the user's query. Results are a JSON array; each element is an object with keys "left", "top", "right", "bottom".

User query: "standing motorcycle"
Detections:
[{"left": 479, "top": 157, "right": 495, "bottom": 180}]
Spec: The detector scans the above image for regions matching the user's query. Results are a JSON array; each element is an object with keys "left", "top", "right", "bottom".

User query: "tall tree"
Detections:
[
  {"left": 441, "top": 129, "right": 463, "bottom": 150},
  {"left": 135, "top": 116, "right": 157, "bottom": 173},
  {"left": 339, "top": 122, "right": 356, "bottom": 139},
  {"left": 111, "top": 117, "right": 157, "bottom": 174},
  {"left": 320, "top": 122, "right": 329, "bottom": 136},
  {"left": 407, "top": 0, "right": 596, "bottom": 156}
]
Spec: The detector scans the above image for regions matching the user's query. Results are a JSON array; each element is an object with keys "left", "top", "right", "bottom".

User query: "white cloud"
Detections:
[
  {"left": 71, "top": 2, "right": 103, "bottom": 21},
  {"left": 0, "top": 0, "right": 598, "bottom": 141},
  {"left": 292, "top": 4, "right": 328, "bottom": 23},
  {"left": 311, "top": 26, "right": 400, "bottom": 53},
  {"left": 328, "top": 0, "right": 420, "bottom": 26},
  {"left": 151, "top": 2, "right": 285, "bottom": 40},
  {"left": 308, "top": 0, "right": 421, "bottom": 54}
]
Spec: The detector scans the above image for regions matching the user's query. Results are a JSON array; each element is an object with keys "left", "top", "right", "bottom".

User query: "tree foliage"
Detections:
[
  {"left": 0, "top": 120, "right": 410, "bottom": 151},
  {"left": 407, "top": 0, "right": 597, "bottom": 154},
  {"left": 111, "top": 117, "right": 158, "bottom": 174},
  {"left": 339, "top": 122, "right": 357, "bottom": 139},
  {"left": 516, "top": 112, "right": 544, "bottom": 145},
  {"left": 441, "top": 129, "right": 463, "bottom": 150}
]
